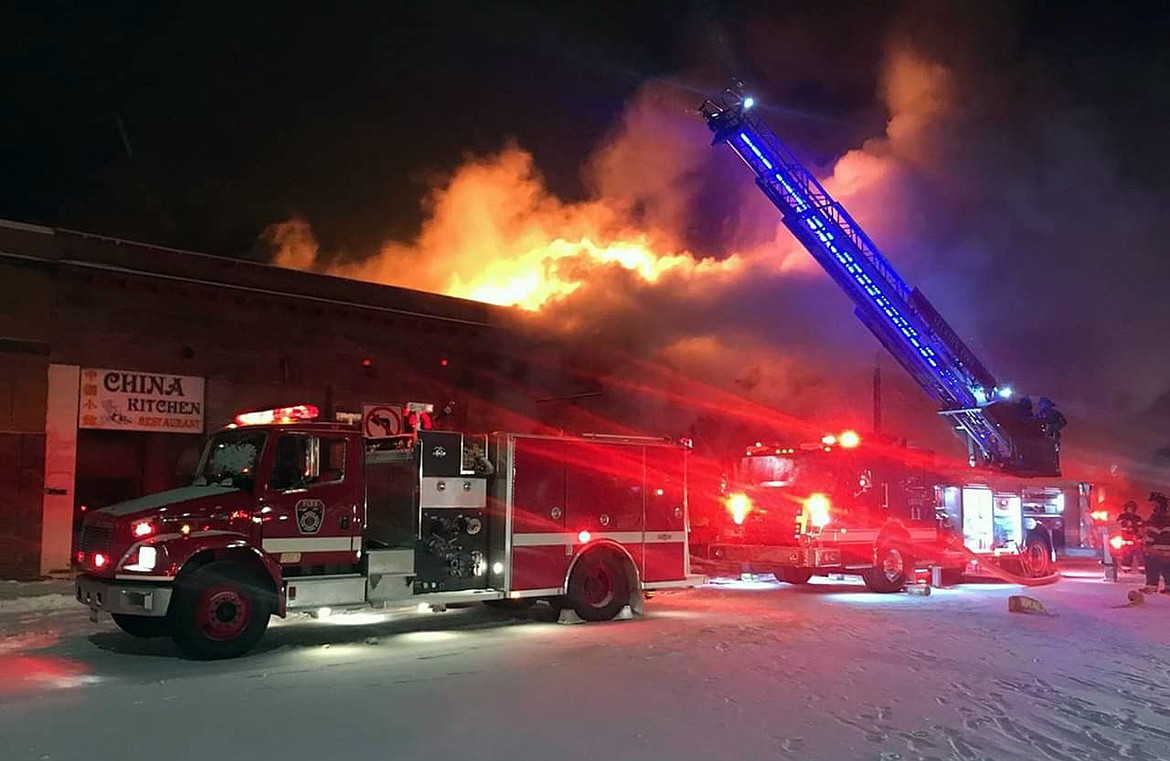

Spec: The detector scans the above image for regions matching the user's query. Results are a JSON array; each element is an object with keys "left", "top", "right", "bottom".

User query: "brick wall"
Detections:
[{"left": 0, "top": 259, "right": 51, "bottom": 578}]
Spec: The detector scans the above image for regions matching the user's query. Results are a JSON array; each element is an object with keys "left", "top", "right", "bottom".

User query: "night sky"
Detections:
[
  {"left": 7, "top": 1, "right": 1167, "bottom": 257},
  {"left": 7, "top": 1, "right": 1170, "bottom": 477}
]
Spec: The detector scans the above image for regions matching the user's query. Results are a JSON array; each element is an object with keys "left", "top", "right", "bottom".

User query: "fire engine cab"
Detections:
[{"left": 75, "top": 404, "right": 699, "bottom": 659}]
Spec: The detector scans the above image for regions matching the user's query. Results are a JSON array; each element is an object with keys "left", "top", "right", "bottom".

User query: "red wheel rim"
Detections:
[
  {"left": 195, "top": 585, "right": 252, "bottom": 641},
  {"left": 581, "top": 563, "right": 616, "bottom": 608}
]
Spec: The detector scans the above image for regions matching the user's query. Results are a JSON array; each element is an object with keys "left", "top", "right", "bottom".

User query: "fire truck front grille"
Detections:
[{"left": 80, "top": 524, "right": 113, "bottom": 554}]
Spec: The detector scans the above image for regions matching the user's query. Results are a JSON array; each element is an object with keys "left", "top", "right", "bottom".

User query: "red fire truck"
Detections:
[
  {"left": 75, "top": 404, "right": 699, "bottom": 659},
  {"left": 703, "top": 432, "right": 1089, "bottom": 591}
]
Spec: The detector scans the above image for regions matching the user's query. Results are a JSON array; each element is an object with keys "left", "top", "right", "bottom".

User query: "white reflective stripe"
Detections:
[
  {"left": 114, "top": 574, "right": 174, "bottom": 582},
  {"left": 506, "top": 587, "right": 563, "bottom": 597},
  {"left": 512, "top": 531, "right": 686, "bottom": 547},
  {"left": 644, "top": 531, "right": 687, "bottom": 544},
  {"left": 262, "top": 537, "right": 356, "bottom": 553},
  {"left": 822, "top": 529, "right": 879, "bottom": 542}
]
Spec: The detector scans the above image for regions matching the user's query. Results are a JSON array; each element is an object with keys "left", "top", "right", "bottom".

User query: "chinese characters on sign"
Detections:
[{"left": 78, "top": 368, "right": 205, "bottom": 433}]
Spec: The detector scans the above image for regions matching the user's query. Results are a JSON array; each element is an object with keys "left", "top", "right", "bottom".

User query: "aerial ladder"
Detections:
[{"left": 700, "top": 88, "right": 1062, "bottom": 476}]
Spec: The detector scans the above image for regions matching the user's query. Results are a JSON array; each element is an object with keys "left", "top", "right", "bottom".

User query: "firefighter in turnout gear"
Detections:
[
  {"left": 1143, "top": 492, "right": 1170, "bottom": 593},
  {"left": 1116, "top": 500, "right": 1144, "bottom": 571}
]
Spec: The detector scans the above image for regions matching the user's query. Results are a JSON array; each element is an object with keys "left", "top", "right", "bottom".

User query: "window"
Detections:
[
  {"left": 269, "top": 435, "right": 347, "bottom": 491},
  {"left": 193, "top": 430, "right": 267, "bottom": 490},
  {"left": 319, "top": 438, "right": 347, "bottom": 484}
]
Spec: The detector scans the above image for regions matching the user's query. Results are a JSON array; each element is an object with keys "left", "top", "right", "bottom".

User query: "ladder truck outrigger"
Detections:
[{"left": 696, "top": 88, "right": 1088, "bottom": 590}]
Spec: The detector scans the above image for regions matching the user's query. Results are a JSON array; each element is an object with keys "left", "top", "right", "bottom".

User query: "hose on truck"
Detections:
[{"left": 930, "top": 535, "right": 1062, "bottom": 588}]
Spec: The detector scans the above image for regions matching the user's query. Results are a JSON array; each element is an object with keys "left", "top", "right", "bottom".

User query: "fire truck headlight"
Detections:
[
  {"left": 805, "top": 493, "right": 832, "bottom": 528},
  {"left": 492, "top": 562, "right": 504, "bottom": 575},
  {"left": 838, "top": 430, "right": 861, "bottom": 449},
  {"left": 122, "top": 545, "right": 157, "bottom": 572},
  {"left": 726, "top": 493, "right": 752, "bottom": 525}
]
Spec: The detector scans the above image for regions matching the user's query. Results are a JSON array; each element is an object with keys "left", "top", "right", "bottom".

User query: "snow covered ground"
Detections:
[{"left": 1, "top": 567, "right": 1168, "bottom": 761}]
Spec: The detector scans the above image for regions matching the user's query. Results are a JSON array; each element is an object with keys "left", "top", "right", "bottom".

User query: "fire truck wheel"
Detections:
[
  {"left": 862, "top": 544, "right": 909, "bottom": 593},
  {"left": 774, "top": 567, "right": 813, "bottom": 585},
  {"left": 1023, "top": 534, "right": 1053, "bottom": 577},
  {"left": 170, "top": 561, "right": 273, "bottom": 660},
  {"left": 567, "top": 550, "right": 630, "bottom": 622},
  {"left": 111, "top": 613, "right": 171, "bottom": 638}
]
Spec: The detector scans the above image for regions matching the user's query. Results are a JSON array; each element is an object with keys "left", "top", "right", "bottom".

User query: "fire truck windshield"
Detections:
[
  {"left": 192, "top": 429, "right": 268, "bottom": 491},
  {"left": 736, "top": 451, "right": 844, "bottom": 496},
  {"left": 737, "top": 455, "right": 799, "bottom": 487}
]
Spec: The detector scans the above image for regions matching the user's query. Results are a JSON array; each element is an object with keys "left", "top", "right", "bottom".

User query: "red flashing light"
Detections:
[
  {"left": 1090, "top": 510, "right": 1109, "bottom": 522},
  {"left": 1109, "top": 535, "right": 1126, "bottom": 550},
  {"left": 805, "top": 493, "right": 832, "bottom": 528},
  {"left": 93, "top": 553, "right": 108, "bottom": 568},
  {"left": 133, "top": 520, "right": 154, "bottom": 538},
  {"left": 234, "top": 404, "right": 320, "bottom": 427},
  {"left": 839, "top": 430, "right": 861, "bottom": 449},
  {"left": 361, "top": 357, "right": 373, "bottom": 367},
  {"left": 577, "top": 530, "right": 592, "bottom": 544},
  {"left": 75, "top": 551, "right": 84, "bottom": 564},
  {"left": 439, "top": 358, "right": 449, "bottom": 367}
]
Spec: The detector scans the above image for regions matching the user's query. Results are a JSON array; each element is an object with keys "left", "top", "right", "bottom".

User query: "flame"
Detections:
[
  {"left": 263, "top": 56, "right": 947, "bottom": 316},
  {"left": 267, "top": 142, "right": 755, "bottom": 312},
  {"left": 449, "top": 235, "right": 742, "bottom": 311}
]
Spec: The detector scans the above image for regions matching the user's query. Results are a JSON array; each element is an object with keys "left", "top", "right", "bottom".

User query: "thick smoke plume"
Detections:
[{"left": 266, "top": 10, "right": 1170, "bottom": 490}]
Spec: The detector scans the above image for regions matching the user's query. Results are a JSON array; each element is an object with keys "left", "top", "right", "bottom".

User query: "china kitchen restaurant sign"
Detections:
[{"left": 78, "top": 368, "right": 205, "bottom": 433}]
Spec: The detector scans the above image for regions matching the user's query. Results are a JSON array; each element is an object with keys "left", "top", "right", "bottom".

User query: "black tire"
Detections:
[
  {"left": 862, "top": 543, "right": 910, "bottom": 593},
  {"left": 566, "top": 550, "right": 630, "bottom": 622},
  {"left": 1022, "top": 534, "right": 1053, "bottom": 578},
  {"left": 169, "top": 561, "right": 273, "bottom": 660},
  {"left": 111, "top": 613, "right": 171, "bottom": 639},
  {"left": 774, "top": 567, "right": 813, "bottom": 585}
]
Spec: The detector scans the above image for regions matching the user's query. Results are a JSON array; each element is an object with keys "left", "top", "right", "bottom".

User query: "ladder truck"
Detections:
[{"left": 695, "top": 88, "right": 1083, "bottom": 590}]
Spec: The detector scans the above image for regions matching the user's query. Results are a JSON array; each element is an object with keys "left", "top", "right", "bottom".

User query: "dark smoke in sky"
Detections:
[{"left": 267, "top": 1, "right": 1170, "bottom": 488}]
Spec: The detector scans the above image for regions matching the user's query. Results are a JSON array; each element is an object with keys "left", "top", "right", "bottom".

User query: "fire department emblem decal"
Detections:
[{"left": 295, "top": 499, "right": 325, "bottom": 535}]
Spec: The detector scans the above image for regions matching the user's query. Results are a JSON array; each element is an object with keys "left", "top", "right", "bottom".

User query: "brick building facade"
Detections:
[{"left": 0, "top": 220, "right": 549, "bottom": 579}]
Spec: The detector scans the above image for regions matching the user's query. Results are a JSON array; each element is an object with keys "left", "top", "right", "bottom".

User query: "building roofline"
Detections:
[{"left": 0, "top": 219, "right": 507, "bottom": 328}]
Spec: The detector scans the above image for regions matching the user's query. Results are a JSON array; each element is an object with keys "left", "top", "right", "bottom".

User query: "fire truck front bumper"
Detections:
[
  {"left": 76, "top": 575, "right": 173, "bottom": 618},
  {"left": 707, "top": 543, "right": 842, "bottom": 568}
]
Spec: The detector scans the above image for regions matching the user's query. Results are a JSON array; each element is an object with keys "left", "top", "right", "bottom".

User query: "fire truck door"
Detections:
[
  {"left": 510, "top": 437, "right": 568, "bottom": 591},
  {"left": 565, "top": 441, "right": 645, "bottom": 532},
  {"left": 642, "top": 445, "right": 687, "bottom": 582},
  {"left": 259, "top": 432, "right": 361, "bottom": 568}
]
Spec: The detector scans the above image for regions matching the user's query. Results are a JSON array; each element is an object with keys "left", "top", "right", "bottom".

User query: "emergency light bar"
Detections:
[{"left": 234, "top": 404, "right": 320, "bottom": 427}]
